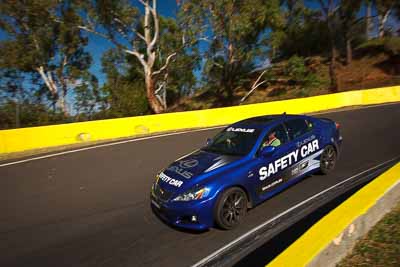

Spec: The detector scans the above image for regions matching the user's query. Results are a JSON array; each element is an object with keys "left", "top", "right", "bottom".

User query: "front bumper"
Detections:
[{"left": 150, "top": 194, "right": 215, "bottom": 231}]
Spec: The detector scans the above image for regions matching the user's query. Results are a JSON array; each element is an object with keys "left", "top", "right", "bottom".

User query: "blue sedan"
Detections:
[{"left": 150, "top": 114, "right": 342, "bottom": 230}]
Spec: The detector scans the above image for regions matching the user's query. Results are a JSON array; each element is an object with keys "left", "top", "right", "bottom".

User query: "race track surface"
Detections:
[{"left": 1, "top": 103, "right": 400, "bottom": 267}]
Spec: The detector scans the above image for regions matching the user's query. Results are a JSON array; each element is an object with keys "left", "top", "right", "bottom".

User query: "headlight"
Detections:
[
  {"left": 152, "top": 174, "right": 160, "bottom": 190},
  {"left": 173, "top": 187, "right": 210, "bottom": 202}
]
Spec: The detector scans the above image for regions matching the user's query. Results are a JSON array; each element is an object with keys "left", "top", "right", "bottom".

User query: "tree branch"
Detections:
[
  {"left": 152, "top": 52, "right": 177, "bottom": 76},
  {"left": 149, "top": 1, "right": 159, "bottom": 50},
  {"left": 125, "top": 50, "right": 148, "bottom": 69},
  {"left": 240, "top": 70, "right": 268, "bottom": 103}
]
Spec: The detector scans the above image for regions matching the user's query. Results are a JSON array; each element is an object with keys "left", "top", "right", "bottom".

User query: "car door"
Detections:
[
  {"left": 250, "top": 124, "right": 291, "bottom": 198},
  {"left": 283, "top": 118, "right": 321, "bottom": 179}
]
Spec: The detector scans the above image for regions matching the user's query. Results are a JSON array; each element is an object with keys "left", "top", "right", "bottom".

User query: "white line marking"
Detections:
[
  {"left": 191, "top": 157, "right": 398, "bottom": 267},
  {"left": 0, "top": 126, "right": 224, "bottom": 168},
  {"left": 1, "top": 101, "right": 399, "bottom": 168}
]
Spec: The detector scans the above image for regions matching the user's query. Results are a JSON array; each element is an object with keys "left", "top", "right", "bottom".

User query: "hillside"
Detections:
[{"left": 169, "top": 50, "right": 400, "bottom": 112}]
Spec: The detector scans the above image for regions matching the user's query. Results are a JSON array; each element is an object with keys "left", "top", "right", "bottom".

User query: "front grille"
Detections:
[{"left": 153, "top": 182, "right": 173, "bottom": 202}]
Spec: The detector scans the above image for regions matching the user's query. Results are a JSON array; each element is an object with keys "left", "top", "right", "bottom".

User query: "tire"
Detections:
[
  {"left": 319, "top": 145, "right": 337, "bottom": 174},
  {"left": 214, "top": 187, "right": 248, "bottom": 230}
]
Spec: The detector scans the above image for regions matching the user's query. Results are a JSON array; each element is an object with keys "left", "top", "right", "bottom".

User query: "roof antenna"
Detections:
[{"left": 283, "top": 112, "right": 286, "bottom": 116}]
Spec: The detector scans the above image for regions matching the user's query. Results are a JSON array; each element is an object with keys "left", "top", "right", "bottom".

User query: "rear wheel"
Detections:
[
  {"left": 214, "top": 187, "right": 247, "bottom": 230},
  {"left": 320, "top": 145, "right": 337, "bottom": 174}
]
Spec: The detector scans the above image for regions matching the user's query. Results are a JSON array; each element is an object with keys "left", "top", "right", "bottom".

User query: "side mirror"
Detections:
[
  {"left": 206, "top": 138, "right": 212, "bottom": 146},
  {"left": 260, "top": 146, "right": 276, "bottom": 157}
]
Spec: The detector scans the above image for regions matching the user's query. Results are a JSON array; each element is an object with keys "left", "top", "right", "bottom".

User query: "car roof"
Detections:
[{"left": 231, "top": 114, "right": 308, "bottom": 131}]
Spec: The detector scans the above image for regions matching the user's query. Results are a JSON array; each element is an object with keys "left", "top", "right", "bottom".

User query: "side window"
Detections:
[
  {"left": 285, "top": 119, "right": 310, "bottom": 140},
  {"left": 260, "top": 124, "right": 288, "bottom": 150},
  {"left": 305, "top": 119, "right": 314, "bottom": 130}
]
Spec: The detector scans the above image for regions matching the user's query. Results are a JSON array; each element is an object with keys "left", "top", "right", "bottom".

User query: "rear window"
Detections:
[{"left": 285, "top": 119, "right": 311, "bottom": 139}]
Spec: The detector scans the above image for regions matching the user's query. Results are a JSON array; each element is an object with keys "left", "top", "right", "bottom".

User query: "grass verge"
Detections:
[{"left": 337, "top": 201, "right": 400, "bottom": 267}]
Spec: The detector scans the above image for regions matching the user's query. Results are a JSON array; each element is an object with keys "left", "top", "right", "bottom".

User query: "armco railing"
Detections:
[{"left": 1, "top": 86, "right": 400, "bottom": 154}]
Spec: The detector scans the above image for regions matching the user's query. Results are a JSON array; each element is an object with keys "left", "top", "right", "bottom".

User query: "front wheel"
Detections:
[
  {"left": 214, "top": 187, "right": 248, "bottom": 230},
  {"left": 320, "top": 145, "right": 337, "bottom": 174}
]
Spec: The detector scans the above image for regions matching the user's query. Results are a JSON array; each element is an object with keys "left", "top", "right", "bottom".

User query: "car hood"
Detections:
[{"left": 157, "top": 150, "right": 241, "bottom": 191}]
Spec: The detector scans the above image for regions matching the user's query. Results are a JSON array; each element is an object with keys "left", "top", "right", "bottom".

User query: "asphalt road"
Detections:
[{"left": 1, "top": 103, "right": 400, "bottom": 267}]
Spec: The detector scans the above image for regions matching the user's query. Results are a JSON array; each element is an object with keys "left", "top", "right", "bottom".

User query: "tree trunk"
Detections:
[
  {"left": 145, "top": 73, "right": 164, "bottom": 113},
  {"left": 329, "top": 42, "right": 338, "bottom": 92},
  {"left": 346, "top": 33, "right": 352, "bottom": 65},
  {"left": 36, "top": 67, "right": 69, "bottom": 116},
  {"left": 327, "top": 16, "right": 338, "bottom": 92},
  {"left": 378, "top": 9, "right": 391, "bottom": 38},
  {"left": 366, "top": 2, "right": 372, "bottom": 40},
  {"left": 58, "top": 93, "right": 68, "bottom": 116},
  {"left": 59, "top": 79, "right": 69, "bottom": 116}
]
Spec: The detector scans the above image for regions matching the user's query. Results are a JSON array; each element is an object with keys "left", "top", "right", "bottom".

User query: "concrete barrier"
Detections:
[
  {"left": 1, "top": 86, "right": 400, "bottom": 155},
  {"left": 267, "top": 162, "right": 400, "bottom": 267}
]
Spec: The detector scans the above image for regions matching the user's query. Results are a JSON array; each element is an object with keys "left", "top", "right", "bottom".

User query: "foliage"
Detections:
[
  {"left": 270, "top": 3, "right": 330, "bottom": 60},
  {"left": 0, "top": 0, "right": 95, "bottom": 114},
  {"left": 99, "top": 48, "right": 149, "bottom": 118},
  {"left": 0, "top": 100, "right": 69, "bottom": 130},
  {"left": 285, "top": 55, "right": 320, "bottom": 89},
  {"left": 357, "top": 37, "right": 400, "bottom": 56},
  {"left": 0, "top": 0, "right": 399, "bottom": 129},
  {"left": 179, "top": 0, "right": 282, "bottom": 102}
]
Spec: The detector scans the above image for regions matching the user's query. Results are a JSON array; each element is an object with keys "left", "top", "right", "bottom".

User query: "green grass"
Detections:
[{"left": 337, "top": 202, "right": 400, "bottom": 267}]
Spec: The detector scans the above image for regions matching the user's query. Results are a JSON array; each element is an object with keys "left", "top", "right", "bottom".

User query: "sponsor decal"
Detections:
[
  {"left": 179, "top": 159, "right": 199, "bottom": 168},
  {"left": 167, "top": 165, "right": 193, "bottom": 179},
  {"left": 226, "top": 127, "right": 255, "bottom": 133},
  {"left": 291, "top": 166, "right": 300, "bottom": 176},
  {"left": 262, "top": 178, "right": 283, "bottom": 191},
  {"left": 159, "top": 172, "right": 183, "bottom": 187},
  {"left": 300, "top": 161, "right": 309, "bottom": 170},
  {"left": 296, "top": 135, "right": 316, "bottom": 148},
  {"left": 259, "top": 139, "right": 320, "bottom": 181}
]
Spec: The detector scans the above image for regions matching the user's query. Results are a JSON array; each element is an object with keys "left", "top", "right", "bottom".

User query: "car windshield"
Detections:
[{"left": 202, "top": 127, "right": 260, "bottom": 156}]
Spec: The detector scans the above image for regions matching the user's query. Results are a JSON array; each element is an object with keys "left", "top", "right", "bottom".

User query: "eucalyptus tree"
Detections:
[
  {"left": 339, "top": 0, "right": 363, "bottom": 65},
  {"left": 0, "top": 0, "right": 93, "bottom": 115},
  {"left": 315, "top": 0, "right": 342, "bottom": 91},
  {"left": 365, "top": 0, "right": 373, "bottom": 40},
  {"left": 178, "top": 0, "right": 282, "bottom": 103},
  {"left": 376, "top": 0, "right": 397, "bottom": 38},
  {"left": 74, "top": 0, "right": 188, "bottom": 113}
]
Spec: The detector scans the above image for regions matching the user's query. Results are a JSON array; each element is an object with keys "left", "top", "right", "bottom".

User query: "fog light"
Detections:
[{"left": 191, "top": 215, "right": 197, "bottom": 222}]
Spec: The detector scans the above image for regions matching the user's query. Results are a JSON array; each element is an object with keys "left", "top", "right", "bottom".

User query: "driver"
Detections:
[{"left": 263, "top": 131, "right": 281, "bottom": 148}]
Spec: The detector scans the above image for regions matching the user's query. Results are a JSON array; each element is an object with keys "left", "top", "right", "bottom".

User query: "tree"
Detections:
[
  {"left": 0, "top": 69, "right": 25, "bottom": 128},
  {"left": 157, "top": 17, "right": 199, "bottom": 106},
  {"left": 74, "top": 74, "right": 100, "bottom": 121},
  {"left": 376, "top": 0, "right": 396, "bottom": 38},
  {"left": 365, "top": 0, "right": 373, "bottom": 40},
  {"left": 316, "top": 0, "right": 341, "bottom": 91},
  {"left": 0, "top": 0, "right": 93, "bottom": 115},
  {"left": 99, "top": 48, "right": 149, "bottom": 118},
  {"left": 0, "top": 69, "right": 68, "bottom": 129},
  {"left": 179, "top": 0, "right": 282, "bottom": 103},
  {"left": 270, "top": 1, "right": 331, "bottom": 60},
  {"left": 73, "top": 0, "right": 183, "bottom": 114},
  {"left": 339, "top": 0, "right": 363, "bottom": 65}
]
